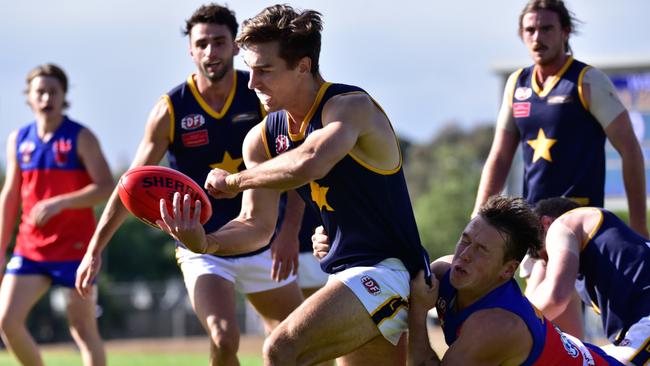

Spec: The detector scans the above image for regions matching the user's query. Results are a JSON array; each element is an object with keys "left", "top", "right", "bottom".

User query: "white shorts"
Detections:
[
  {"left": 298, "top": 252, "right": 329, "bottom": 289},
  {"left": 519, "top": 253, "right": 537, "bottom": 278},
  {"left": 176, "top": 244, "right": 296, "bottom": 294},
  {"left": 602, "top": 315, "right": 650, "bottom": 365},
  {"left": 331, "top": 258, "right": 410, "bottom": 345}
]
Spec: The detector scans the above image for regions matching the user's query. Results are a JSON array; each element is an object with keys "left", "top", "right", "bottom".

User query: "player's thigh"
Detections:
[
  {"left": 270, "top": 279, "right": 383, "bottom": 364},
  {"left": 337, "top": 333, "right": 407, "bottom": 366},
  {"left": 65, "top": 286, "right": 98, "bottom": 326},
  {"left": 246, "top": 280, "right": 303, "bottom": 328},
  {"left": 0, "top": 274, "right": 51, "bottom": 322},
  {"left": 185, "top": 273, "right": 238, "bottom": 327}
]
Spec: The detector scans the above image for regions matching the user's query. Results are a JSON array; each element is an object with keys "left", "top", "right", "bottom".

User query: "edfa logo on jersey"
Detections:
[{"left": 180, "top": 114, "right": 209, "bottom": 148}]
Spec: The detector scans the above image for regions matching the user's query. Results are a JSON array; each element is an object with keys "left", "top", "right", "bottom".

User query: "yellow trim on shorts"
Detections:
[{"left": 629, "top": 335, "right": 650, "bottom": 365}]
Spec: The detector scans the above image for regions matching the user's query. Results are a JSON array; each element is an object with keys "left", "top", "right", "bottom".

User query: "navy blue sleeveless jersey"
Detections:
[
  {"left": 436, "top": 271, "right": 622, "bottom": 365},
  {"left": 166, "top": 71, "right": 267, "bottom": 256},
  {"left": 512, "top": 57, "right": 606, "bottom": 206},
  {"left": 262, "top": 82, "right": 430, "bottom": 278},
  {"left": 575, "top": 208, "right": 650, "bottom": 343},
  {"left": 276, "top": 193, "right": 323, "bottom": 253}
]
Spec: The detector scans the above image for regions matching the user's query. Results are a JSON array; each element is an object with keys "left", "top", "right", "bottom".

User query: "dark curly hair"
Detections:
[{"left": 183, "top": 3, "right": 238, "bottom": 39}]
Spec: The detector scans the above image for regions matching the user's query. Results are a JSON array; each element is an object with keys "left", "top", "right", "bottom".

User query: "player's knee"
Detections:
[
  {"left": 263, "top": 328, "right": 296, "bottom": 364},
  {"left": 206, "top": 320, "right": 239, "bottom": 357},
  {"left": 67, "top": 315, "right": 99, "bottom": 342},
  {"left": 0, "top": 311, "right": 21, "bottom": 334}
]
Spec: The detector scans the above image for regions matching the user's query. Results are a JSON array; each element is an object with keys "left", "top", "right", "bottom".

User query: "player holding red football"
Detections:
[
  {"left": 0, "top": 64, "right": 113, "bottom": 366},
  {"left": 75, "top": 4, "right": 303, "bottom": 365}
]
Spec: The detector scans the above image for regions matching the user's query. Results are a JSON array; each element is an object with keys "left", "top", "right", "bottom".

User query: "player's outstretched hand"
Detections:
[
  {"left": 76, "top": 251, "right": 101, "bottom": 298},
  {"left": 157, "top": 192, "right": 210, "bottom": 254},
  {"left": 205, "top": 168, "right": 239, "bottom": 199},
  {"left": 312, "top": 225, "right": 330, "bottom": 260}
]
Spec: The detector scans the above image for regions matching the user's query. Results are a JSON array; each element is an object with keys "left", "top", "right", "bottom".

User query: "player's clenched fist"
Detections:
[{"left": 204, "top": 168, "right": 239, "bottom": 199}]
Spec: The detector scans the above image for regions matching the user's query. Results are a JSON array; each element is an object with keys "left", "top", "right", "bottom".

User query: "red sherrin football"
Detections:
[{"left": 117, "top": 165, "right": 212, "bottom": 227}]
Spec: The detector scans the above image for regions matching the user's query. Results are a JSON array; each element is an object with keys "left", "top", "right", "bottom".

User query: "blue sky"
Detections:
[{"left": 1, "top": 0, "right": 649, "bottom": 170}]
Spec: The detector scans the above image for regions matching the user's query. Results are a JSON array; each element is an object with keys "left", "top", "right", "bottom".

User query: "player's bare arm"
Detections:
[
  {"left": 76, "top": 97, "right": 172, "bottom": 297},
  {"left": 270, "top": 189, "right": 304, "bottom": 281},
  {"left": 216, "top": 93, "right": 372, "bottom": 193},
  {"left": 161, "top": 122, "right": 282, "bottom": 256},
  {"left": 408, "top": 271, "right": 441, "bottom": 366},
  {"left": 0, "top": 131, "right": 22, "bottom": 279},
  {"left": 443, "top": 309, "right": 532, "bottom": 366},
  {"left": 30, "top": 128, "right": 114, "bottom": 227},
  {"left": 605, "top": 113, "right": 648, "bottom": 238},
  {"left": 473, "top": 71, "right": 521, "bottom": 215},
  {"left": 473, "top": 128, "right": 519, "bottom": 216},
  {"left": 526, "top": 218, "right": 581, "bottom": 320}
]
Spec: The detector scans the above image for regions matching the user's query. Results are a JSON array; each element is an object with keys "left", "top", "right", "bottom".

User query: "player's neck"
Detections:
[
  {"left": 36, "top": 113, "right": 64, "bottom": 139},
  {"left": 456, "top": 278, "right": 509, "bottom": 310},
  {"left": 194, "top": 69, "right": 235, "bottom": 110},
  {"left": 535, "top": 54, "right": 570, "bottom": 84},
  {"left": 286, "top": 74, "right": 325, "bottom": 127}
]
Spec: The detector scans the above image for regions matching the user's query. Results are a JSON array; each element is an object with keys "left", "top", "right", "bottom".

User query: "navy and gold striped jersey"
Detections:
[
  {"left": 574, "top": 208, "right": 650, "bottom": 343},
  {"left": 262, "top": 82, "right": 430, "bottom": 278},
  {"left": 512, "top": 57, "right": 606, "bottom": 206},
  {"left": 165, "top": 71, "right": 266, "bottom": 254}
]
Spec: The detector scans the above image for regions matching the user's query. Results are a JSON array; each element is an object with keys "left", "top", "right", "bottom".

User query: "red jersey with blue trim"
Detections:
[
  {"left": 436, "top": 271, "right": 623, "bottom": 365},
  {"left": 15, "top": 117, "right": 96, "bottom": 261},
  {"left": 512, "top": 57, "right": 606, "bottom": 206}
]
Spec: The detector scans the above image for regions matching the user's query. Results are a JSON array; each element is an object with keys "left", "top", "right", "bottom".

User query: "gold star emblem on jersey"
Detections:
[
  {"left": 310, "top": 181, "right": 334, "bottom": 212},
  {"left": 210, "top": 151, "right": 243, "bottom": 173},
  {"left": 527, "top": 128, "right": 557, "bottom": 163}
]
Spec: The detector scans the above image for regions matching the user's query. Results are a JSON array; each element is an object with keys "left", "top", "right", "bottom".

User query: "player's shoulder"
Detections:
[
  {"left": 453, "top": 308, "right": 531, "bottom": 362},
  {"left": 465, "top": 307, "right": 525, "bottom": 334},
  {"left": 324, "top": 88, "right": 378, "bottom": 123},
  {"left": 581, "top": 66, "right": 611, "bottom": 85}
]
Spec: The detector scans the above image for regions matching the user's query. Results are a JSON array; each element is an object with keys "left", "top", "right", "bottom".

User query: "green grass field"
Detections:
[{"left": 0, "top": 350, "right": 263, "bottom": 366}]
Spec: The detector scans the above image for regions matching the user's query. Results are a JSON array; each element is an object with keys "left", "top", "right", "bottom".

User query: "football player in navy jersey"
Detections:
[
  {"left": 473, "top": 0, "right": 646, "bottom": 237},
  {"left": 159, "top": 4, "right": 431, "bottom": 365},
  {"left": 75, "top": 4, "right": 303, "bottom": 365},
  {"left": 528, "top": 197, "right": 650, "bottom": 365}
]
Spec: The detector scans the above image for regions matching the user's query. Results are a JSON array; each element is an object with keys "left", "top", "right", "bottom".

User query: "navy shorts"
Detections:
[{"left": 5, "top": 255, "right": 84, "bottom": 288}]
